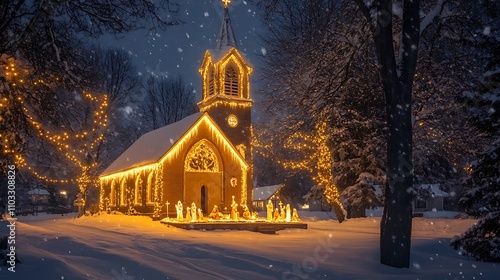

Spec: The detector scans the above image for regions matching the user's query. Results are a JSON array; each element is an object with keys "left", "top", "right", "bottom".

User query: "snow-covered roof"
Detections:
[
  {"left": 419, "top": 184, "right": 450, "bottom": 198},
  {"left": 252, "top": 184, "right": 283, "bottom": 201},
  {"left": 101, "top": 113, "right": 203, "bottom": 176},
  {"left": 216, "top": 6, "right": 237, "bottom": 50},
  {"left": 27, "top": 188, "right": 50, "bottom": 196}
]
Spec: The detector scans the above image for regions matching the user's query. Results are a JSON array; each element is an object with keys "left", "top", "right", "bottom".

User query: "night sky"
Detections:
[{"left": 102, "top": 0, "right": 264, "bottom": 99}]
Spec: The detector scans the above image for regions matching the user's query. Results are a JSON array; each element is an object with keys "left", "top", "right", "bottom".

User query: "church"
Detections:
[{"left": 99, "top": 0, "right": 253, "bottom": 218}]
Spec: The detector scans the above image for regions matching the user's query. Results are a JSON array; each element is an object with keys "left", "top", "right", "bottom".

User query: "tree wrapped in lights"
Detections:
[
  {"left": 255, "top": 118, "right": 346, "bottom": 223},
  {"left": 3, "top": 57, "right": 108, "bottom": 211}
]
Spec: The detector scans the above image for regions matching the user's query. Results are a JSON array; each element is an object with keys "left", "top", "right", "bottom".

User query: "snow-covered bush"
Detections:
[
  {"left": 451, "top": 212, "right": 500, "bottom": 262},
  {"left": 451, "top": 143, "right": 500, "bottom": 262},
  {"left": 341, "top": 172, "right": 383, "bottom": 218}
]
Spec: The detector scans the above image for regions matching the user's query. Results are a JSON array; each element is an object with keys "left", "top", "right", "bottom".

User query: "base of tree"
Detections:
[{"left": 332, "top": 202, "right": 345, "bottom": 223}]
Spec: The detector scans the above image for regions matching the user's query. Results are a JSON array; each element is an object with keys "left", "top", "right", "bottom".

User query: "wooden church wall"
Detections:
[{"left": 160, "top": 119, "right": 245, "bottom": 215}]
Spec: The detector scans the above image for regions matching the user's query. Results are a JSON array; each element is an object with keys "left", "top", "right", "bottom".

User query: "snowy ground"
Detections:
[{"left": 0, "top": 211, "right": 498, "bottom": 280}]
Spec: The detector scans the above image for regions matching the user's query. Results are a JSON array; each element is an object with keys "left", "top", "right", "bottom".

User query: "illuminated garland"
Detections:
[
  {"left": 199, "top": 48, "right": 253, "bottom": 106},
  {"left": 3, "top": 58, "right": 109, "bottom": 199},
  {"left": 99, "top": 180, "right": 105, "bottom": 211},
  {"left": 253, "top": 120, "right": 346, "bottom": 222},
  {"left": 153, "top": 162, "right": 164, "bottom": 218}
]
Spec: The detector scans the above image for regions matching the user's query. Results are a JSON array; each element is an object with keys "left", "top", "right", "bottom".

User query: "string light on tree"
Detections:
[
  {"left": 253, "top": 117, "right": 346, "bottom": 223},
  {"left": 2, "top": 58, "right": 109, "bottom": 208}
]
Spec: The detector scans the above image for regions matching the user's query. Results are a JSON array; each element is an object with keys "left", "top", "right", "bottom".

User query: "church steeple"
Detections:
[
  {"left": 198, "top": 0, "right": 253, "bottom": 205},
  {"left": 198, "top": 0, "right": 253, "bottom": 166},
  {"left": 216, "top": 0, "right": 238, "bottom": 50}
]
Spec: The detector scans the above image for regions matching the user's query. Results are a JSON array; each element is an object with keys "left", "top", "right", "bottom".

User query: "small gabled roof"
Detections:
[
  {"left": 27, "top": 188, "right": 50, "bottom": 196},
  {"left": 252, "top": 184, "right": 284, "bottom": 201},
  {"left": 199, "top": 48, "right": 253, "bottom": 74},
  {"left": 100, "top": 113, "right": 203, "bottom": 177}
]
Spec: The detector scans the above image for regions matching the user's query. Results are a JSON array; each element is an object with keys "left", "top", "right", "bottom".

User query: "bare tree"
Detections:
[
  {"left": 85, "top": 45, "right": 140, "bottom": 109},
  {"left": 1, "top": 0, "right": 181, "bottom": 171},
  {"left": 0, "top": 0, "right": 181, "bottom": 57},
  {"left": 139, "top": 75, "right": 197, "bottom": 131}
]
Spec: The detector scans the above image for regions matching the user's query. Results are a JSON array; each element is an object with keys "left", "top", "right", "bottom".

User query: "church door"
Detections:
[
  {"left": 184, "top": 139, "right": 222, "bottom": 215},
  {"left": 201, "top": 185, "right": 208, "bottom": 215}
]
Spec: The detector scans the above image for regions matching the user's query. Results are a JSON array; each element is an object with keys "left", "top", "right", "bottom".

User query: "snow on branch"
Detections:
[{"left": 420, "top": 0, "right": 449, "bottom": 34}]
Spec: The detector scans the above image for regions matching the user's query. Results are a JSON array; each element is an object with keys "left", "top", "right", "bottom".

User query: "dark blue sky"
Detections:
[{"left": 103, "top": 0, "right": 264, "bottom": 97}]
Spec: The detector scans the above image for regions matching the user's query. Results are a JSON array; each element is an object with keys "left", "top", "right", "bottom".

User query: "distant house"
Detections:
[
  {"left": 307, "top": 198, "right": 331, "bottom": 212},
  {"left": 27, "top": 188, "right": 51, "bottom": 211},
  {"left": 252, "top": 184, "right": 283, "bottom": 211},
  {"left": 303, "top": 185, "right": 332, "bottom": 212},
  {"left": 414, "top": 184, "right": 450, "bottom": 212},
  {"left": 27, "top": 188, "right": 50, "bottom": 203}
]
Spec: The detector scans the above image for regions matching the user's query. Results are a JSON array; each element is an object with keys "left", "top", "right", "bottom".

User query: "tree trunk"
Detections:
[
  {"left": 380, "top": 83, "right": 414, "bottom": 267},
  {"left": 371, "top": 0, "right": 419, "bottom": 268},
  {"left": 332, "top": 201, "right": 345, "bottom": 223}
]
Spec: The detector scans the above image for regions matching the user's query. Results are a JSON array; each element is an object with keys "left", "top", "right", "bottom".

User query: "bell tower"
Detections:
[{"left": 198, "top": 0, "right": 253, "bottom": 163}]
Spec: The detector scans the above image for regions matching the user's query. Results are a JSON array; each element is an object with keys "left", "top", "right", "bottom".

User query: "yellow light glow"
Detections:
[
  {"left": 99, "top": 113, "right": 250, "bottom": 213},
  {"left": 5, "top": 66, "right": 110, "bottom": 192},
  {"left": 199, "top": 48, "right": 252, "bottom": 105},
  {"left": 253, "top": 119, "right": 345, "bottom": 220},
  {"left": 198, "top": 99, "right": 252, "bottom": 112}
]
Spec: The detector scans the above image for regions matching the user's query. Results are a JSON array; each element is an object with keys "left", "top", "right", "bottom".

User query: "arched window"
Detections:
[
  {"left": 208, "top": 65, "right": 215, "bottom": 96},
  {"left": 135, "top": 176, "right": 143, "bottom": 205},
  {"left": 110, "top": 180, "right": 116, "bottom": 206},
  {"left": 146, "top": 171, "right": 154, "bottom": 204},
  {"left": 224, "top": 64, "right": 239, "bottom": 96},
  {"left": 120, "top": 178, "right": 127, "bottom": 206},
  {"left": 185, "top": 139, "right": 220, "bottom": 172}
]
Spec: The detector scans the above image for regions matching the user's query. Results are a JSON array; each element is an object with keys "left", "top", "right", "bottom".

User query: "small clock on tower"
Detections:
[{"left": 227, "top": 114, "right": 238, "bottom": 128}]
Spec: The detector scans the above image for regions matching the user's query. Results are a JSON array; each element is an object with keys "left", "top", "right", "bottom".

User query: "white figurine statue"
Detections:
[
  {"left": 191, "top": 202, "right": 197, "bottom": 222},
  {"left": 231, "top": 195, "right": 238, "bottom": 220},
  {"left": 266, "top": 200, "right": 273, "bottom": 222},
  {"left": 175, "top": 201, "right": 183, "bottom": 221},
  {"left": 292, "top": 208, "right": 300, "bottom": 222},
  {"left": 242, "top": 205, "right": 251, "bottom": 220},
  {"left": 286, "top": 204, "right": 291, "bottom": 222},
  {"left": 186, "top": 207, "right": 191, "bottom": 222},
  {"left": 197, "top": 208, "right": 203, "bottom": 221}
]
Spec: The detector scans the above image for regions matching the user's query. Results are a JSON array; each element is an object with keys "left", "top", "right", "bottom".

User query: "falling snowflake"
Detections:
[
  {"left": 111, "top": 267, "right": 135, "bottom": 280},
  {"left": 483, "top": 26, "right": 491, "bottom": 36},
  {"left": 261, "top": 47, "right": 267, "bottom": 56}
]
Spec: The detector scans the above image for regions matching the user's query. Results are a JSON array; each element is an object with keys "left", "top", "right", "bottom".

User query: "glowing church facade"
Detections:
[{"left": 99, "top": 1, "right": 253, "bottom": 218}]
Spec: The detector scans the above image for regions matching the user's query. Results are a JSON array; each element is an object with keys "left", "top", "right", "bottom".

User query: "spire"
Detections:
[{"left": 216, "top": 0, "right": 238, "bottom": 50}]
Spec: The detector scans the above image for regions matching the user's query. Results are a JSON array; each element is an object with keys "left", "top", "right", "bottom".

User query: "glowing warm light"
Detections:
[
  {"left": 3, "top": 59, "right": 109, "bottom": 197},
  {"left": 254, "top": 120, "right": 345, "bottom": 221},
  {"left": 199, "top": 48, "right": 253, "bottom": 106},
  {"left": 99, "top": 113, "right": 249, "bottom": 211}
]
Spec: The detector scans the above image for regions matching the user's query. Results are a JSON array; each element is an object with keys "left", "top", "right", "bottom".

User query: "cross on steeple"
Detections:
[{"left": 222, "top": 0, "right": 231, "bottom": 8}]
